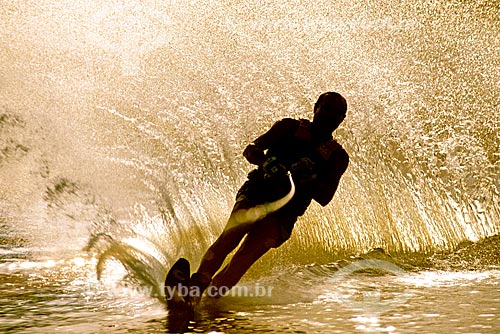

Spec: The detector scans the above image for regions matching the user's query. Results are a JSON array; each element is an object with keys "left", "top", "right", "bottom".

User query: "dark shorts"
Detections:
[{"left": 232, "top": 170, "right": 311, "bottom": 247}]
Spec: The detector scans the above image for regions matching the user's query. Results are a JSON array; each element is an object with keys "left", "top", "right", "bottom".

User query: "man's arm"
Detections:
[
  {"left": 243, "top": 118, "right": 298, "bottom": 166},
  {"left": 312, "top": 148, "right": 349, "bottom": 206}
]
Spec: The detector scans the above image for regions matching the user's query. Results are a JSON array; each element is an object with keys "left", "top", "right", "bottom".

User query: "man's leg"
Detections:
[
  {"left": 188, "top": 206, "right": 257, "bottom": 304},
  {"left": 208, "top": 216, "right": 284, "bottom": 294},
  {"left": 195, "top": 221, "right": 250, "bottom": 282}
]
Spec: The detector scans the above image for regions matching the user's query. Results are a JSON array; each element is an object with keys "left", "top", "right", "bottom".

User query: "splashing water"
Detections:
[{"left": 2, "top": 0, "right": 498, "bottom": 260}]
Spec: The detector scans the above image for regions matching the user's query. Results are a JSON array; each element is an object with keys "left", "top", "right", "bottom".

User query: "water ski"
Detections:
[{"left": 164, "top": 258, "right": 192, "bottom": 311}]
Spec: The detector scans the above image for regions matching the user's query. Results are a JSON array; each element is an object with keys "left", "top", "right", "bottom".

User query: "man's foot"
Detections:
[
  {"left": 164, "top": 258, "right": 191, "bottom": 309},
  {"left": 187, "top": 272, "right": 211, "bottom": 308}
]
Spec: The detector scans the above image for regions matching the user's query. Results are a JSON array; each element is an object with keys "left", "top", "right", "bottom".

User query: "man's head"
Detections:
[{"left": 312, "top": 92, "right": 347, "bottom": 133}]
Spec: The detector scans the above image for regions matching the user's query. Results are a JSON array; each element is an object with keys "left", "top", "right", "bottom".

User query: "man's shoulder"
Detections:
[
  {"left": 316, "top": 139, "right": 348, "bottom": 162},
  {"left": 330, "top": 143, "right": 349, "bottom": 170},
  {"left": 272, "top": 117, "right": 301, "bottom": 128},
  {"left": 320, "top": 141, "right": 349, "bottom": 174},
  {"left": 266, "top": 118, "right": 301, "bottom": 135}
]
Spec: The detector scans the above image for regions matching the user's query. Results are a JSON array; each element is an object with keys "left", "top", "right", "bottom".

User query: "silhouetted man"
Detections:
[{"left": 189, "top": 92, "right": 349, "bottom": 306}]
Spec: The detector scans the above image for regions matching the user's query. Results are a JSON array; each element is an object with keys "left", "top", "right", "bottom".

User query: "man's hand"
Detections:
[
  {"left": 291, "top": 157, "right": 316, "bottom": 183},
  {"left": 243, "top": 144, "right": 266, "bottom": 166}
]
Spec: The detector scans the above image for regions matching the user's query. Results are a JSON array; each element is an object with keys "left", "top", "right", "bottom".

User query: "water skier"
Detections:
[{"left": 170, "top": 92, "right": 349, "bottom": 308}]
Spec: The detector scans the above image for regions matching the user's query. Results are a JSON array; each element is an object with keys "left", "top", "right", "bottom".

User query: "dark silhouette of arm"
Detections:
[
  {"left": 312, "top": 148, "right": 349, "bottom": 206},
  {"left": 243, "top": 118, "right": 298, "bottom": 166}
]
